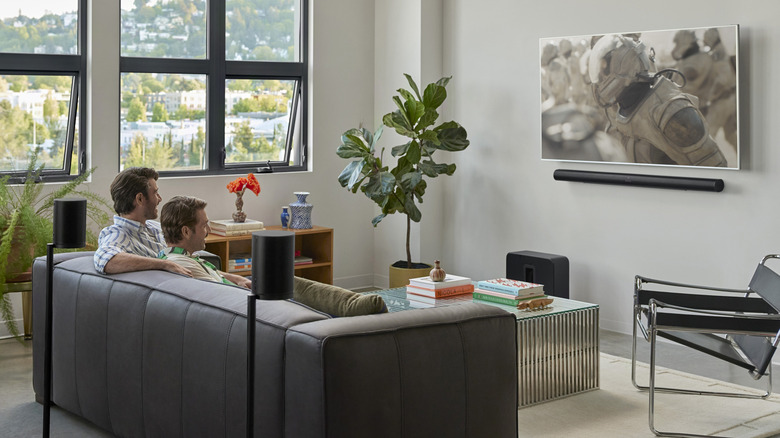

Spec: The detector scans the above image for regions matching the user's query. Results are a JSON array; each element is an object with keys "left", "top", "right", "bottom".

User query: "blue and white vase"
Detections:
[
  {"left": 289, "top": 192, "right": 313, "bottom": 229},
  {"left": 280, "top": 206, "right": 290, "bottom": 229}
]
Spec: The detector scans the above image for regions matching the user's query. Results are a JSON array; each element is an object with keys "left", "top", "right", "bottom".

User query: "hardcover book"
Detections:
[
  {"left": 408, "top": 274, "right": 472, "bottom": 290},
  {"left": 406, "top": 283, "right": 474, "bottom": 298},
  {"left": 473, "top": 289, "right": 546, "bottom": 307},
  {"left": 210, "top": 228, "right": 265, "bottom": 237},
  {"left": 476, "top": 278, "right": 544, "bottom": 297},
  {"left": 209, "top": 219, "right": 265, "bottom": 231}
]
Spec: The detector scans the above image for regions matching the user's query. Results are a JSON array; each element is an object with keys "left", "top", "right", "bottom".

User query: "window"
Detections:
[
  {"left": 0, "top": 0, "right": 87, "bottom": 181},
  {"left": 120, "top": 0, "right": 308, "bottom": 175}
]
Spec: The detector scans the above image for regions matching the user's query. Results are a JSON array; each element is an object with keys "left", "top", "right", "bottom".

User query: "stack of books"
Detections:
[
  {"left": 473, "top": 278, "right": 546, "bottom": 306},
  {"left": 227, "top": 254, "right": 252, "bottom": 272},
  {"left": 209, "top": 219, "right": 264, "bottom": 236},
  {"left": 406, "top": 274, "right": 474, "bottom": 303},
  {"left": 294, "top": 255, "right": 313, "bottom": 265}
]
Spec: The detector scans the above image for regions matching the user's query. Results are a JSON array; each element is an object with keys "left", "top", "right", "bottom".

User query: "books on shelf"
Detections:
[
  {"left": 227, "top": 254, "right": 252, "bottom": 272},
  {"left": 294, "top": 255, "right": 314, "bottom": 266},
  {"left": 408, "top": 274, "right": 472, "bottom": 290},
  {"left": 473, "top": 289, "right": 546, "bottom": 307},
  {"left": 406, "top": 283, "right": 474, "bottom": 298},
  {"left": 210, "top": 228, "right": 265, "bottom": 237},
  {"left": 475, "top": 278, "right": 544, "bottom": 297},
  {"left": 209, "top": 219, "right": 264, "bottom": 236},
  {"left": 209, "top": 219, "right": 265, "bottom": 231}
]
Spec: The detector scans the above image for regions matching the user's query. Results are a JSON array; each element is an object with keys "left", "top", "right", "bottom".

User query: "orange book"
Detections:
[{"left": 406, "top": 283, "right": 474, "bottom": 298}]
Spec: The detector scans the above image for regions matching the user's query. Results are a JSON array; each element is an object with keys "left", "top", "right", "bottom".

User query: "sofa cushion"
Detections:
[{"left": 293, "top": 277, "right": 387, "bottom": 317}]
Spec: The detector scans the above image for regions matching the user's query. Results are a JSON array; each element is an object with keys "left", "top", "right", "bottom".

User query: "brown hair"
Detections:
[
  {"left": 110, "top": 167, "right": 159, "bottom": 214},
  {"left": 160, "top": 196, "right": 208, "bottom": 244}
]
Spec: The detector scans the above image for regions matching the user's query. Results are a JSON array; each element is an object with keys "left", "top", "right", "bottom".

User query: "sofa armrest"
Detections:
[{"left": 284, "top": 304, "right": 518, "bottom": 438}]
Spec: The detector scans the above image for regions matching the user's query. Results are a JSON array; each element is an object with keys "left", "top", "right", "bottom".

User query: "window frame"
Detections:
[
  {"left": 119, "top": 0, "right": 309, "bottom": 177},
  {"left": 0, "top": 0, "right": 88, "bottom": 184}
]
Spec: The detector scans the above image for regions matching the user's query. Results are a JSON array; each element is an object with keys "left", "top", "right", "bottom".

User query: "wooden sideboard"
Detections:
[{"left": 204, "top": 225, "right": 333, "bottom": 284}]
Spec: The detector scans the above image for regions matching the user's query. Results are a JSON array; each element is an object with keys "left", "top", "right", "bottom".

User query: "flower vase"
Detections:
[
  {"left": 232, "top": 190, "right": 247, "bottom": 222},
  {"left": 281, "top": 206, "right": 290, "bottom": 228},
  {"left": 289, "top": 192, "right": 313, "bottom": 229}
]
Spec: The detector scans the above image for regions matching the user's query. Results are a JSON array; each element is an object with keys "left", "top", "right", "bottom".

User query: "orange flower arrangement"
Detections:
[{"left": 227, "top": 173, "right": 261, "bottom": 196}]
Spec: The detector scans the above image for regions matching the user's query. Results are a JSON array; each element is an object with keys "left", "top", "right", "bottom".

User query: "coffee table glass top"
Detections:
[{"left": 365, "top": 287, "right": 598, "bottom": 320}]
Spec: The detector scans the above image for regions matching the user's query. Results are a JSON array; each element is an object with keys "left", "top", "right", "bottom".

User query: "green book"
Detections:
[{"left": 473, "top": 291, "right": 545, "bottom": 307}]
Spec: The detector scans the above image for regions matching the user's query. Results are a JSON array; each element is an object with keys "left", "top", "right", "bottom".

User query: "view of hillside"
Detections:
[{"left": 0, "top": 0, "right": 300, "bottom": 172}]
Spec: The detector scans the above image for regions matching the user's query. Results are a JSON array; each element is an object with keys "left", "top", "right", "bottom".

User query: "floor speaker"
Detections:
[{"left": 506, "top": 250, "right": 569, "bottom": 298}]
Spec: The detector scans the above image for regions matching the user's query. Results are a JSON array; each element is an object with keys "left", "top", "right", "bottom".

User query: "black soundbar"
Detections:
[{"left": 553, "top": 169, "right": 725, "bottom": 192}]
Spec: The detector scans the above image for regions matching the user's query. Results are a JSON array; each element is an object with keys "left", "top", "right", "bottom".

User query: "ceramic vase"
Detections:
[
  {"left": 281, "top": 206, "right": 290, "bottom": 228},
  {"left": 232, "top": 190, "right": 247, "bottom": 222},
  {"left": 429, "top": 260, "right": 446, "bottom": 282},
  {"left": 289, "top": 192, "right": 313, "bottom": 229}
]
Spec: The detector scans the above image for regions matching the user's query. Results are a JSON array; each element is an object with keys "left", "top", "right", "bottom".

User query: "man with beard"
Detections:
[{"left": 94, "top": 167, "right": 191, "bottom": 276}]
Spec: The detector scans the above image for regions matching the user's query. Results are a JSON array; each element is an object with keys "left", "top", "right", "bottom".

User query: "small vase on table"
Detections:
[
  {"left": 281, "top": 206, "right": 290, "bottom": 229},
  {"left": 289, "top": 192, "right": 313, "bottom": 229}
]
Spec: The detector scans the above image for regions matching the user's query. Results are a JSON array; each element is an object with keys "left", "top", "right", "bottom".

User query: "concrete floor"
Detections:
[{"left": 0, "top": 328, "right": 771, "bottom": 436}]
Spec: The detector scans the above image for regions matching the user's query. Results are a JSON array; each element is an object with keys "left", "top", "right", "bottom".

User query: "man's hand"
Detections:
[
  {"left": 103, "top": 252, "right": 192, "bottom": 276},
  {"left": 222, "top": 272, "right": 252, "bottom": 289},
  {"left": 161, "top": 260, "right": 193, "bottom": 277}
]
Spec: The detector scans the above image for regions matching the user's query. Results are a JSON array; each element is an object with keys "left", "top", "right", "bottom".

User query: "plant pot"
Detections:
[{"left": 389, "top": 261, "right": 432, "bottom": 289}]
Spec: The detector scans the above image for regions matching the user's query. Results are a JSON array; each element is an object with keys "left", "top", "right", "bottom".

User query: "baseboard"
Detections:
[{"left": 333, "top": 274, "right": 375, "bottom": 290}]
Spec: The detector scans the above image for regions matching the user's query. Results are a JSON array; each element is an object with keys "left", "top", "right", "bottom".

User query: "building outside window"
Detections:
[
  {"left": 0, "top": 0, "right": 87, "bottom": 181},
  {"left": 120, "top": 0, "right": 308, "bottom": 175}
]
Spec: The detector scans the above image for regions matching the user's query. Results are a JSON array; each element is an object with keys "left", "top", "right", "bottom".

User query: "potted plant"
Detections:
[
  {"left": 0, "top": 155, "right": 112, "bottom": 338},
  {"left": 337, "top": 74, "right": 469, "bottom": 287}
]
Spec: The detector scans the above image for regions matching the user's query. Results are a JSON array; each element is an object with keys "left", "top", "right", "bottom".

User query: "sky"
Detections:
[
  {"left": 0, "top": 1, "right": 165, "bottom": 19},
  {"left": 0, "top": 1, "right": 77, "bottom": 19}
]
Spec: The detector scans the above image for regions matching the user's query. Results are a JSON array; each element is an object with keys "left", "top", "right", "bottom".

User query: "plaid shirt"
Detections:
[{"left": 93, "top": 215, "right": 166, "bottom": 274}]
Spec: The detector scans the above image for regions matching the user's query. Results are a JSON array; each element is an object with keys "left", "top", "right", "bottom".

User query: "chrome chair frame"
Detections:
[{"left": 632, "top": 255, "right": 780, "bottom": 437}]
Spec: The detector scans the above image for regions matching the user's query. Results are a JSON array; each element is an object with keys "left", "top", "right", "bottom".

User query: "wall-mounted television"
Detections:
[{"left": 540, "top": 25, "right": 739, "bottom": 169}]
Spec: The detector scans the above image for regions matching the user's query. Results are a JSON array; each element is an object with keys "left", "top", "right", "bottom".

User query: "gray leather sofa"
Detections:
[{"left": 32, "top": 252, "right": 518, "bottom": 437}]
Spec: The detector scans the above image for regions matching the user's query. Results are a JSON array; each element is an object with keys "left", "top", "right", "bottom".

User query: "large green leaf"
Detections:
[
  {"left": 418, "top": 160, "right": 455, "bottom": 177},
  {"left": 383, "top": 111, "right": 415, "bottom": 137},
  {"left": 364, "top": 170, "right": 396, "bottom": 202},
  {"left": 405, "top": 99, "right": 425, "bottom": 127},
  {"left": 405, "top": 140, "right": 421, "bottom": 164},
  {"left": 418, "top": 130, "right": 439, "bottom": 146},
  {"left": 337, "top": 129, "right": 370, "bottom": 159},
  {"left": 391, "top": 141, "right": 410, "bottom": 157},
  {"left": 404, "top": 73, "right": 422, "bottom": 100},
  {"left": 436, "top": 125, "right": 470, "bottom": 151},
  {"left": 371, "top": 213, "right": 387, "bottom": 226},
  {"left": 436, "top": 76, "right": 451, "bottom": 87},
  {"left": 404, "top": 197, "right": 422, "bottom": 222},
  {"left": 417, "top": 108, "right": 439, "bottom": 131},
  {"left": 337, "top": 160, "right": 364, "bottom": 190},
  {"left": 423, "top": 83, "right": 447, "bottom": 110},
  {"left": 400, "top": 170, "right": 423, "bottom": 193},
  {"left": 397, "top": 88, "right": 416, "bottom": 104}
]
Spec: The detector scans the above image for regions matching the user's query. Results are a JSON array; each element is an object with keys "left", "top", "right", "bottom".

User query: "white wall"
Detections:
[{"left": 434, "top": 0, "right": 780, "bottom": 334}]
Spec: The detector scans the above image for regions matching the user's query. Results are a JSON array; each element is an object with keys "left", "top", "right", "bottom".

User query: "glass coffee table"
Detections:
[{"left": 366, "top": 287, "right": 600, "bottom": 407}]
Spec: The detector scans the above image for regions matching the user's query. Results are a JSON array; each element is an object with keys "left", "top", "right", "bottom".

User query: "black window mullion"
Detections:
[
  {"left": 224, "top": 61, "right": 304, "bottom": 78},
  {"left": 206, "top": 0, "right": 227, "bottom": 172},
  {"left": 120, "top": 57, "right": 210, "bottom": 75},
  {"left": 0, "top": 54, "right": 80, "bottom": 74},
  {"left": 77, "top": 0, "right": 88, "bottom": 175}
]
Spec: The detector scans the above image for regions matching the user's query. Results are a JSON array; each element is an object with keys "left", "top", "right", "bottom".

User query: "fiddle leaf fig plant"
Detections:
[{"left": 337, "top": 74, "right": 469, "bottom": 268}]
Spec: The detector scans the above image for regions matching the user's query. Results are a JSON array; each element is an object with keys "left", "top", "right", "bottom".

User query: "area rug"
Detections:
[{"left": 517, "top": 353, "right": 780, "bottom": 437}]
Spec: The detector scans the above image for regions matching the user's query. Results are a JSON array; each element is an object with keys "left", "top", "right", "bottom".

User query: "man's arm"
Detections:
[
  {"left": 221, "top": 271, "right": 251, "bottom": 289},
  {"left": 104, "top": 252, "right": 192, "bottom": 276}
]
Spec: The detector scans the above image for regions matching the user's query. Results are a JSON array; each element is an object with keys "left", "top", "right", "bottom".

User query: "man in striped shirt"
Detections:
[
  {"left": 93, "top": 167, "right": 191, "bottom": 276},
  {"left": 158, "top": 196, "right": 251, "bottom": 289}
]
